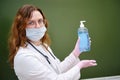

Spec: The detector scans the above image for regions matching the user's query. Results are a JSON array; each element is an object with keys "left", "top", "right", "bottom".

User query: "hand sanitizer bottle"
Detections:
[{"left": 78, "top": 21, "right": 90, "bottom": 52}]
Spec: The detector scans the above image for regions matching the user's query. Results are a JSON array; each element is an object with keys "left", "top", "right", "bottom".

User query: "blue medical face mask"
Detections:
[{"left": 26, "top": 26, "right": 47, "bottom": 42}]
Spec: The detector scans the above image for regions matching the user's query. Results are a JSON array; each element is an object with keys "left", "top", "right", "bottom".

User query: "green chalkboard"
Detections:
[{"left": 0, "top": 0, "right": 120, "bottom": 80}]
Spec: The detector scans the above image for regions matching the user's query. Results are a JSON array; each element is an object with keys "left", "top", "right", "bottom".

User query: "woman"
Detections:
[{"left": 8, "top": 4, "right": 97, "bottom": 80}]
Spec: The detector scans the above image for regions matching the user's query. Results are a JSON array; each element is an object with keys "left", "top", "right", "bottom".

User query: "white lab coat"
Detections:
[{"left": 14, "top": 43, "right": 81, "bottom": 80}]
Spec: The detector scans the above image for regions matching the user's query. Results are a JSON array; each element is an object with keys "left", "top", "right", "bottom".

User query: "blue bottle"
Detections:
[{"left": 78, "top": 21, "right": 90, "bottom": 52}]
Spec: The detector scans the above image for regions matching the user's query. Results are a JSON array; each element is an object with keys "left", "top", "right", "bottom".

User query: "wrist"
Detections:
[
  {"left": 77, "top": 63, "right": 82, "bottom": 69},
  {"left": 72, "top": 49, "right": 81, "bottom": 57}
]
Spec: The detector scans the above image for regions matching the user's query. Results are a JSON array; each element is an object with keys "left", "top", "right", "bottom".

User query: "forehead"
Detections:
[{"left": 30, "top": 10, "right": 43, "bottom": 20}]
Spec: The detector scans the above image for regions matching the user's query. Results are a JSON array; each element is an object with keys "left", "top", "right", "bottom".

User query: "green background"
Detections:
[{"left": 0, "top": 0, "right": 120, "bottom": 80}]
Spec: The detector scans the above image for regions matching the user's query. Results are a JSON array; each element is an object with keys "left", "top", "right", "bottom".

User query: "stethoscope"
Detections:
[{"left": 28, "top": 41, "right": 55, "bottom": 64}]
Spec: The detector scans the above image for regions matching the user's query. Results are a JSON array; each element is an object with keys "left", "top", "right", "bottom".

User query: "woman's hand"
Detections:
[
  {"left": 72, "top": 38, "right": 81, "bottom": 57},
  {"left": 77, "top": 60, "right": 97, "bottom": 69},
  {"left": 72, "top": 37, "right": 91, "bottom": 57}
]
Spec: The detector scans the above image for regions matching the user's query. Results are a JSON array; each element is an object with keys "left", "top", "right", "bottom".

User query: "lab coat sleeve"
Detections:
[
  {"left": 14, "top": 52, "right": 80, "bottom": 80},
  {"left": 57, "top": 53, "right": 80, "bottom": 73},
  {"left": 48, "top": 46, "right": 80, "bottom": 73}
]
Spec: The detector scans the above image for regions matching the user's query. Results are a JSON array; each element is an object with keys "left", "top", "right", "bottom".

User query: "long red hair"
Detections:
[{"left": 8, "top": 4, "right": 51, "bottom": 68}]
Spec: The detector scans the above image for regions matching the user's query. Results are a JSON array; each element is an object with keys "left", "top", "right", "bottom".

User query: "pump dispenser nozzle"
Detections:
[{"left": 80, "top": 21, "right": 86, "bottom": 27}]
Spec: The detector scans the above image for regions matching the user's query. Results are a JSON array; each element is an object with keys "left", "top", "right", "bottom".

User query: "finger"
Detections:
[
  {"left": 90, "top": 63, "right": 97, "bottom": 66},
  {"left": 90, "top": 60, "right": 96, "bottom": 62},
  {"left": 89, "top": 40, "right": 91, "bottom": 45},
  {"left": 89, "top": 37, "right": 91, "bottom": 40},
  {"left": 90, "top": 40, "right": 91, "bottom": 43}
]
